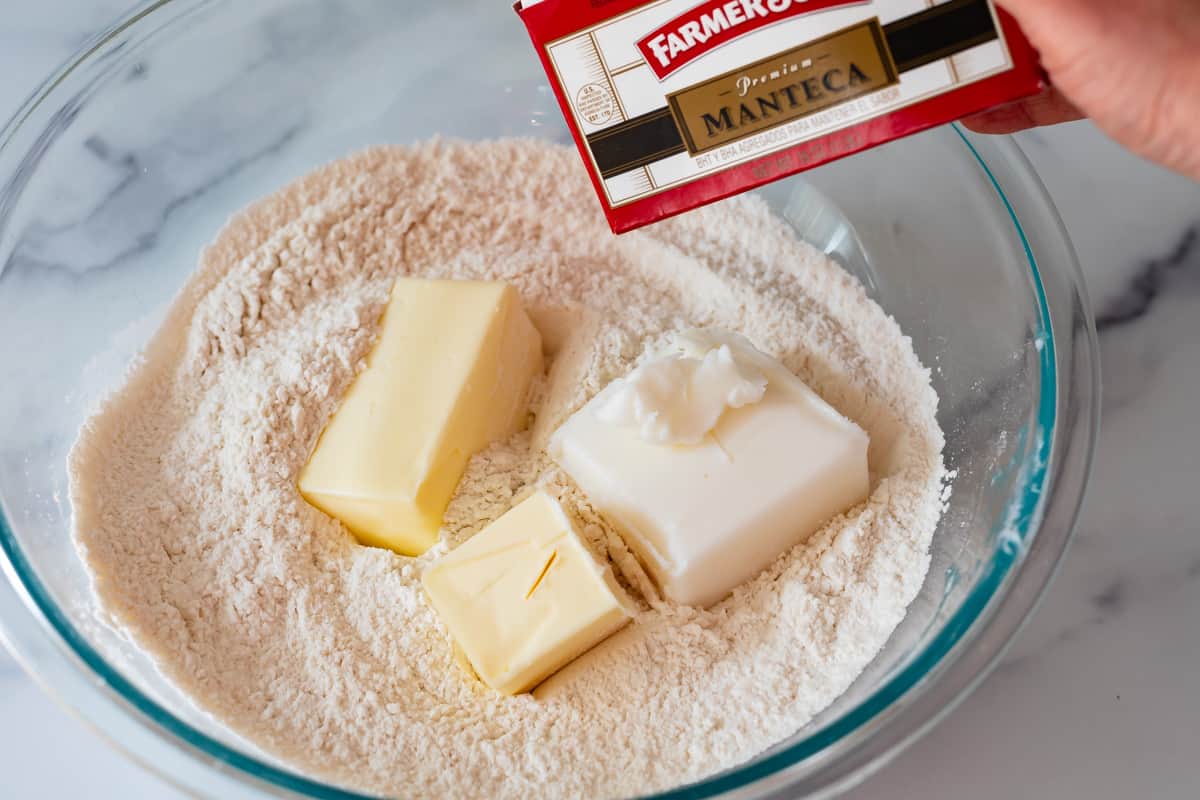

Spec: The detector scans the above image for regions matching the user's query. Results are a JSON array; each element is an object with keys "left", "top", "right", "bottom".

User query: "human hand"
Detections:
[{"left": 962, "top": 0, "right": 1200, "bottom": 181}]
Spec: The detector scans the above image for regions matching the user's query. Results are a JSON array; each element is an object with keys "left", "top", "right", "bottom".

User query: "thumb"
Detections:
[
  {"left": 993, "top": 0, "right": 1200, "bottom": 180},
  {"left": 994, "top": 0, "right": 1113, "bottom": 75}
]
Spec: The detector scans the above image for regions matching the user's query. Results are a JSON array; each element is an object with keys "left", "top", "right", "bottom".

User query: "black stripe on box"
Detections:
[
  {"left": 884, "top": 0, "right": 999, "bottom": 73},
  {"left": 585, "top": 0, "right": 999, "bottom": 179},
  {"left": 588, "top": 108, "right": 689, "bottom": 180}
]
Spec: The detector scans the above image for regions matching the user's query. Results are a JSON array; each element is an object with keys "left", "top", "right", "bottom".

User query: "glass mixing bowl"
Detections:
[{"left": 0, "top": 1, "right": 1098, "bottom": 798}]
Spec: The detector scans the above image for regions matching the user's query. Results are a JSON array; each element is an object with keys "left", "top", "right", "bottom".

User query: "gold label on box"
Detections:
[{"left": 666, "top": 19, "right": 900, "bottom": 155}]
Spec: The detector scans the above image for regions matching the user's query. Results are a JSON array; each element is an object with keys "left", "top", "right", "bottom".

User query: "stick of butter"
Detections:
[
  {"left": 299, "top": 279, "right": 542, "bottom": 556},
  {"left": 549, "top": 329, "right": 869, "bottom": 608},
  {"left": 422, "top": 491, "right": 631, "bottom": 695}
]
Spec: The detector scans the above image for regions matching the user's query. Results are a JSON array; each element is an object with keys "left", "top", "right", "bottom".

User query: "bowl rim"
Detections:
[{"left": 0, "top": 2, "right": 1100, "bottom": 798}]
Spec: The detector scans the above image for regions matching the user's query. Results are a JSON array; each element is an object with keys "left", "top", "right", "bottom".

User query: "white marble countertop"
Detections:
[{"left": 2, "top": 2, "right": 1198, "bottom": 798}]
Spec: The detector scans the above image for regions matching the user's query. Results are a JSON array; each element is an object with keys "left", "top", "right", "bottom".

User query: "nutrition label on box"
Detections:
[{"left": 518, "top": 0, "right": 1042, "bottom": 231}]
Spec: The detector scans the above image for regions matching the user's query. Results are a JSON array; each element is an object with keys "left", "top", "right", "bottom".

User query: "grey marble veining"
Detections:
[
  {"left": 1096, "top": 225, "right": 1198, "bottom": 329},
  {"left": 2, "top": 2, "right": 1199, "bottom": 799}
]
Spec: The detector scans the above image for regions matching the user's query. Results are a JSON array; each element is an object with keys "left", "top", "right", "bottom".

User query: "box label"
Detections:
[{"left": 667, "top": 20, "right": 898, "bottom": 154}]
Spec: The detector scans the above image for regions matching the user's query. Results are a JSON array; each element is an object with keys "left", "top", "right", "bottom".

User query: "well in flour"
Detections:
[{"left": 70, "top": 139, "right": 944, "bottom": 799}]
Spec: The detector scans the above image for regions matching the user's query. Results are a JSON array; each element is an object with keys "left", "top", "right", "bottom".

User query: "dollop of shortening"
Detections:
[{"left": 594, "top": 336, "right": 767, "bottom": 445}]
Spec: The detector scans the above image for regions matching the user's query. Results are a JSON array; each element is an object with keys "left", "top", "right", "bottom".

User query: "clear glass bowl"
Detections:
[{"left": 0, "top": 1, "right": 1098, "bottom": 798}]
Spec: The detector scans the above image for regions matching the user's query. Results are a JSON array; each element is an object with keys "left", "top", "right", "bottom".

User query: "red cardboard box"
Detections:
[{"left": 516, "top": 0, "right": 1044, "bottom": 233}]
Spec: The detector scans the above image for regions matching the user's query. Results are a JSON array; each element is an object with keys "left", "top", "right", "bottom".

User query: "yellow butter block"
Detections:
[
  {"left": 299, "top": 279, "right": 542, "bottom": 556},
  {"left": 422, "top": 491, "right": 631, "bottom": 695}
]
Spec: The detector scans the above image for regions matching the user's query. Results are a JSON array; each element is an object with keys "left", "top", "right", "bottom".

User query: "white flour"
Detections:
[{"left": 69, "top": 140, "right": 944, "bottom": 799}]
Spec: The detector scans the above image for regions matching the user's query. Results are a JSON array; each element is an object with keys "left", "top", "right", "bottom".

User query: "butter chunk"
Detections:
[
  {"left": 422, "top": 491, "right": 631, "bottom": 695},
  {"left": 299, "top": 279, "right": 542, "bottom": 556},
  {"left": 549, "top": 330, "right": 869, "bottom": 608}
]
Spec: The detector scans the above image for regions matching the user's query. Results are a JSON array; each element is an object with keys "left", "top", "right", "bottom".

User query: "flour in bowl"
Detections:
[{"left": 69, "top": 139, "right": 944, "bottom": 798}]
